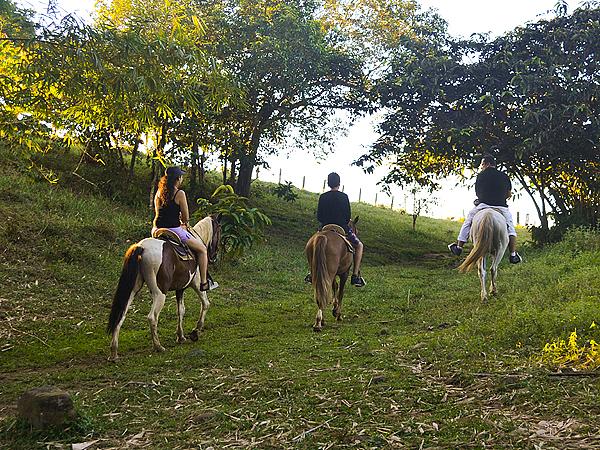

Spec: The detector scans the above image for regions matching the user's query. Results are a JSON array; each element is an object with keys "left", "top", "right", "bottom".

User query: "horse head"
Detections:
[
  {"left": 207, "top": 213, "right": 223, "bottom": 263},
  {"left": 348, "top": 215, "right": 359, "bottom": 235}
]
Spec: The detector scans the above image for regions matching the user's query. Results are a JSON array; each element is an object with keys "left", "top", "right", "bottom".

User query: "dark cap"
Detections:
[{"left": 166, "top": 166, "right": 186, "bottom": 178}]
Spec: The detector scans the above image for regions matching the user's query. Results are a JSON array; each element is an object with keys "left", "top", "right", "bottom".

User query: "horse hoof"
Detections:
[
  {"left": 332, "top": 308, "right": 338, "bottom": 318},
  {"left": 177, "top": 336, "right": 187, "bottom": 344},
  {"left": 336, "top": 316, "right": 343, "bottom": 322},
  {"left": 155, "top": 345, "right": 166, "bottom": 353},
  {"left": 108, "top": 355, "right": 119, "bottom": 363},
  {"left": 188, "top": 329, "right": 199, "bottom": 342},
  {"left": 313, "top": 326, "right": 322, "bottom": 332}
]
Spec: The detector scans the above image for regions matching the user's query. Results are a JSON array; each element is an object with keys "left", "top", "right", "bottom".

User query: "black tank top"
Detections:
[{"left": 155, "top": 190, "right": 181, "bottom": 228}]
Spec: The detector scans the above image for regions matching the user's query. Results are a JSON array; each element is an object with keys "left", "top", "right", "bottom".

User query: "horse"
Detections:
[
  {"left": 305, "top": 217, "right": 358, "bottom": 331},
  {"left": 107, "top": 215, "right": 221, "bottom": 361},
  {"left": 458, "top": 208, "right": 509, "bottom": 301}
]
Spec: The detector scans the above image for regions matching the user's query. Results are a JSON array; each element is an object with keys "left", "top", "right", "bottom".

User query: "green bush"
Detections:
[
  {"left": 271, "top": 181, "right": 298, "bottom": 202},
  {"left": 193, "top": 185, "right": 271, "bottom": 258},
  {"left": 531, "top": 212, "right": 598, "bottom": 245}
]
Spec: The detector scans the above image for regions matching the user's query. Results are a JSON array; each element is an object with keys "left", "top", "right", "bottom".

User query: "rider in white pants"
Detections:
[
  {"left": 449, "top": 154, "right": 522, "bottom": 264},
  {"left": 457, "top": 202, "right": 517, "bottom": 242}
]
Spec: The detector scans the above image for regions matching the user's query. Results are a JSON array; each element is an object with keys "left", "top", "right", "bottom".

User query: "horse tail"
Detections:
[
  {"left": 312, "top": 234, "right": 331, "bottom": 310},
  {"left": 107, "top": 245, "right": 143, "bottom": 335},
  {"left": 458, "top": 213, "right": 493, "bottom": 273}
]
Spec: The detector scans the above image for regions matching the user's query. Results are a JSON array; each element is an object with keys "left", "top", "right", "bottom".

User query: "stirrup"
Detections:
[{"left": 200, "top": 280, "right": 219, "bottom": 291}]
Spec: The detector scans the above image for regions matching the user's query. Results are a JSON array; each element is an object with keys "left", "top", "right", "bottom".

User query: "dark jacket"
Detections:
[
  {"left": 317, "top": 190, "right": 351, "bottom": 232},
  {"left": 475, "top": 167, "right": 511, "bottom": 207}
]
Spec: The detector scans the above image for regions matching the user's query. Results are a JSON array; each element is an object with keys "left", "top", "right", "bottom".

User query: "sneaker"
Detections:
[
  {"left": 208, "top": 280, "right": 219, "bottom": 290},
  {"left": 351, "top": 274, "right": 366, "bottom": 287},
  {"left": 304, "top": 273, "right": 312, "bottom": 284},
  {"left": 509, "top": 253, "right": 522, "bottom": 264},
  {"left": 448, "top": 243, "right": 463, "bottom": 256}
]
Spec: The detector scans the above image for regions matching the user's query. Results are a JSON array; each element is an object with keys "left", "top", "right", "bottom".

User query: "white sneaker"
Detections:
[{"left": 209, "top": 280, "right": 219, "bottom": 290}]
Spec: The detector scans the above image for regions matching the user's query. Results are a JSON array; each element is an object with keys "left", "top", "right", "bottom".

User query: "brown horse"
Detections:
[
  {"left": 107, "top": 215, "right": 221, "bottom": 361},
  {"left": 305, "top": 218, "right": 358, "bottom": 331}
]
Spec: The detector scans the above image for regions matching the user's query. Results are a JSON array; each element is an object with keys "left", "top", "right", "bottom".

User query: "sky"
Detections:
[{"left": 16, "top": 0, "right": 563, "bottom": 224}]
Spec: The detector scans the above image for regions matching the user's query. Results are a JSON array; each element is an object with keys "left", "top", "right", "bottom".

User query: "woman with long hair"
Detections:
[{"left": 152, "top": 166, "right": 216, "bottom": 291}]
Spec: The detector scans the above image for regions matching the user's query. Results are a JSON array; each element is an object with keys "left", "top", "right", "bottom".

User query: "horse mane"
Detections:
[{"left": 192, "top": 215, "right": 213, "bottom": 246}]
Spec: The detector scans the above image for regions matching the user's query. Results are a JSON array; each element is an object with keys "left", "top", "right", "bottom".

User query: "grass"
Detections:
[{"left": 1, "top": 149, "right": 599, "bottom": 449}]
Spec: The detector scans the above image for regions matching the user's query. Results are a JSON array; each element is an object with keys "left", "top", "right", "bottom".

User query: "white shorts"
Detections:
[{"left": 458, "top": 203, "right": 517, "bottom": 243}]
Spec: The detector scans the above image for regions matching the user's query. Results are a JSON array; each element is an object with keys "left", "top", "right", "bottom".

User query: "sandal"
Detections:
[{"left": 199, "top": 279, "right": 219, "bottom": 291}]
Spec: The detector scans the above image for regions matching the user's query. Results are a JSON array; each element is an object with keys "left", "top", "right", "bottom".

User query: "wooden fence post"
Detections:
[
  {"left": 278, "top": 168, "right": 282, "bottom": 184},
  {"left": 516, "top": 211, "right": 520, "bottom": 224},
  {"left": 391, "top": 196, "right": 394, "bottom": 210},
  {"left": 358, "top": 188, "right": 362, "bottom": 202},
  {"left": 322, "top": 180, "right": 326, "bottom": 191},
  {"left": 302, "top": 176, "right": 305, "bottom": 189}
]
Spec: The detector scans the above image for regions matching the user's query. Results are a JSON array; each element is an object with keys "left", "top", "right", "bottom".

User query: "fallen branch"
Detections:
[
  {"left": 548, "top": 371, "right": 600, "bottom": 378},
  {"left": 292, "top": 418, "right": 335, "bottom": 442},
  {"left": 6, "top": 321, "right": 50, "bottom": 347}
]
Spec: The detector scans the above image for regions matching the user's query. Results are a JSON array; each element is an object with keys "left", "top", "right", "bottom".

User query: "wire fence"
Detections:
[{"left": 256, "top": 167, "right": 534, "bottom": 225}]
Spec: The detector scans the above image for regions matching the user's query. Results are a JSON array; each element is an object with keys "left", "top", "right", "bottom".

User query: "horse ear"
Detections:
[{"left": 354, "top": 216, "right": 359, "bottom": 224}]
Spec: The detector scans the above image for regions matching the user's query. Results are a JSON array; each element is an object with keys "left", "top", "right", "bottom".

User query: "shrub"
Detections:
[
  {"left": 271, "top": 181, "right": 298, "bottom": 202},
  {"left": 193, "top": 185, "right": 271, "bottom": 258}
]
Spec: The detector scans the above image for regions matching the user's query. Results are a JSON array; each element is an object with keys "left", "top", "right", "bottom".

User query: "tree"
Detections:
[
  {"left": 358, "top": 7, "right": 600, "bottom": 238},
  {"left": 1, "top": 0, "right": 238, "bottom": 193},
  {"left": 196, "top": 0, "right": 384, "bottom": 197}
]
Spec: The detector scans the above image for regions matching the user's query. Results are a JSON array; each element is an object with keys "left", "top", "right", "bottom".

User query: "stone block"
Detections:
[{"left": 17, "top": 386, "right": 76, "bottom": 429}]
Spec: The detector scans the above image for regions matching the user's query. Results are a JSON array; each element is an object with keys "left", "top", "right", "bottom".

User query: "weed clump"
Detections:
[{"left": 539, "top": 327, "right": 600, "bottom": 370}]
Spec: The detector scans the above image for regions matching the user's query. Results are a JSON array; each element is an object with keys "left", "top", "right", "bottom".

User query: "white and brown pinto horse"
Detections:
[
  {"left": 305, "top": 218, "right": 358, "bottom": 331},
  {"left": 458, "top": 208, "right": 508, "bottom": 301},
  {"left": 107, "top": 215, "right": 221, "bottom": 361}
]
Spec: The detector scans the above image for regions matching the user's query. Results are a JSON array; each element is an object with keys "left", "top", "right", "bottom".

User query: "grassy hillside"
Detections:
[{"left": 1, "top": 154, "right": 599, "bottom": 449}]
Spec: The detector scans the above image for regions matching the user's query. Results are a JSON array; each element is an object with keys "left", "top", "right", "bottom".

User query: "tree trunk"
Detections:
[
  {"left": 513, "top": 169, "right": 549, "bottom": 234},
  {"left": 190, "top": 139, "right": 199, "bottom": 192},
  {"left": 200, "top": 147, "right": 206, "bottom": 185},
  {"left": 222, "top": 155, "right": 228, "bottom": 186},
  {"left": 236, "top": 154, "right": 255, "bottom": 197},
  {"left": 235, "top": 124, "right": 264, "bottom": 197},
  {"left": 149, "top": 125, "right": 167, "bottom": 210},
  {"left": 228, "top": 157, "right": 237, "bottom": 186},
  {"left": 128, "top": 135, "right": 141, "bottom": 182}
]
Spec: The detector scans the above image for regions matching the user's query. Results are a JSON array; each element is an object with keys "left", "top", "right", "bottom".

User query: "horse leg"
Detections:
[
  {"left": 479, "top": 257, "right": 488, "bottom": 302},
  {"left": 175, "top": 289, "right": 186, "bottom": 343},
  {"left": 329, "top": 278, "right": 340, "bottom": 321},
  {"left": 490, "top": 256, "right": 499, "bottom": 296},
  {"left": 313, "top": 308, "right": 324, "bottom": 332},
  {"left": 146, "top": 277, "right": 167, "bottom": 352},
  {"left": 109, "top": 275, "right": 143, "bottom": 362},
  {"left": 188, "top": 275, "right": 209, "bottom": 342},
  {"left": 333, "top": 272, "right": 348, "bottom": 322}
]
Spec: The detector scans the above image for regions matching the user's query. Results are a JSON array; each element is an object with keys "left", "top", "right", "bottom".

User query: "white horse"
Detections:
[
  {"left": 458, "top": 208, "right": 509, "bottom": 301},
  {"left": 107, "top": 215, "right": 221, "bottom": 361}
]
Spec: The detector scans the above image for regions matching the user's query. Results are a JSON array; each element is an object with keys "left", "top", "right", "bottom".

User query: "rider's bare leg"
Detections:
[
  {"left": 186, "top": 238, "right": 208, "bottom": 286},
  {"left": 353, "top": 241, "right": 364, "bottom": 276}
]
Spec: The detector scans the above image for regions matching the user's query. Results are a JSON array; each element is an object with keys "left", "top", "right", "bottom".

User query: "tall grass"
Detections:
[{"left": 1, "top": 149, "right": 599, "bottom": 449}]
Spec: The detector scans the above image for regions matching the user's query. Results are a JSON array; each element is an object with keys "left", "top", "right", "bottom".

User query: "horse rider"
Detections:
[
  {"left": 305, "top": 172, "right": 367, "bottom": 287},
  {"left": 152, "top": 166, "right": 218, "bottom": 290},
  {"left": 448, "top": 154, "right": 522, "bottom": 264}
]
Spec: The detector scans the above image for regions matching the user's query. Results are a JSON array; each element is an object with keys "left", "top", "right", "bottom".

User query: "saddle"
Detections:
[
  {"left": 152, "top": 228, "right": 195, "bottom": 261},
  {"left": 321, "top": 224, "right": 355, "bottom": 254}
]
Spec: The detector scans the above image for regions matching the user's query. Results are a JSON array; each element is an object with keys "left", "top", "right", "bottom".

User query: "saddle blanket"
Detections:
[
  {"left": 152, "top": 229, "right": 195, "bottom": 261},
  {"left": 321, "top": 224, "right": 355, "bottom": 254}
]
